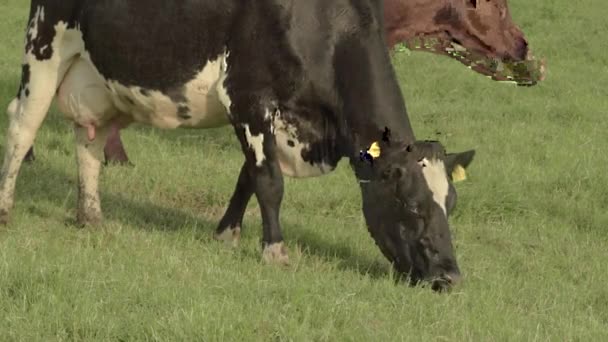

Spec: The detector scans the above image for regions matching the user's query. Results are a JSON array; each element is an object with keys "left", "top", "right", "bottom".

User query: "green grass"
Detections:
[{"left": 1, "top": 0, "right": 607, "bottom": 340}]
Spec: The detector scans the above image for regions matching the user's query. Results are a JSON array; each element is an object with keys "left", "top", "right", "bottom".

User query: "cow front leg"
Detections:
[
  {"left": 214, "top": 163, "right": 254, "bottom": 247},
  {"left": 232, "top": 121, "right": 289, "bottom": 265},
  {"left": 74, "top": 124, "right": 110, "bottom": 226}
]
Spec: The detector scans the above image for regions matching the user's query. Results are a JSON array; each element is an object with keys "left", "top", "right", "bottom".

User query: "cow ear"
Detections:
[
  {"left": 367, "top": 141, "right": 382, "bottom": 159},
  {"left": 445, "top": 150, "right": 476, "bottom": 182}
]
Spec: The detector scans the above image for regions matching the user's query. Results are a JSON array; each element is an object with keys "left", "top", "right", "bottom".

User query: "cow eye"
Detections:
[{"left": 468, "top": 0, "right": 477, "bottom": 8}]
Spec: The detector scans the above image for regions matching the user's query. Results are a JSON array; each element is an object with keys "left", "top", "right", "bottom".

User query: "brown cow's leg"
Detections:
[{"left": 103, "top": 121, "right": 131, "bottom": 166}]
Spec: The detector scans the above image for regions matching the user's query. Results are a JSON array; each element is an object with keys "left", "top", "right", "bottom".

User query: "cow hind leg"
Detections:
[
  {"left": 0, "top": 59, "right": 72, "bottom": 224},
  {"left": 214, "top": 163, "right": 255, "bottom": 247},
  {"left": 74, "top": 124, "right": 110, "bottom": 226}
]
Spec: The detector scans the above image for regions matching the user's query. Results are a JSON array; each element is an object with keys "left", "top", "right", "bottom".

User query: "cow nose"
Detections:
[
  {"left": 431, "top": 271, "right": 462, "bottom": 292},
  {"left": 443, "top": 272, "right": 462, "bottom": 286}
]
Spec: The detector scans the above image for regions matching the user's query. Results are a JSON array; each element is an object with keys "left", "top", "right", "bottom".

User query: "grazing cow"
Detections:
[
  {"left": 22, "top": 0, "right": 545, "bottom": 166},
  {"left": 384, "top": 0, "right": 545, "bottom": 84},
  {"left": 0, "top": 0, "right": 477, "bottom": 291}
]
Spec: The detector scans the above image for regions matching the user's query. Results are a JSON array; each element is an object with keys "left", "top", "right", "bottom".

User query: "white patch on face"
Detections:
[
  {"left": 272, "top": 117, "right": 334, "bottom": 178},
  {"left": 216, "top": 49, "right": 232, "bottom": 115},
  {"left": 242, "top": 124, "right": 266, "bottom": 167},
  {"left": 419, "top": 157, "right": 449, "bottom": 215}
]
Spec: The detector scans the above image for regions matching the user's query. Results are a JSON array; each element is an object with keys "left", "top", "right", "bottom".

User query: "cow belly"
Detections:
[
  {"left": 57, "top": 57, "right": 230, "bottom": 130},
  {"left": 273, "top": 118, "right": 335, "bottom": 178}
]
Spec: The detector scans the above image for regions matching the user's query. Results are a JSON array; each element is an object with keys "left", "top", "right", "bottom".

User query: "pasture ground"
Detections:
[{"left": 1, "top": 0, "right": 607, "bottom": 340}]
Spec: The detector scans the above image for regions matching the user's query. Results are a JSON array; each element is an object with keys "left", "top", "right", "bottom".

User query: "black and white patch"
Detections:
[{"left": 419, "top": 157, "right": 450, "bottom": 215}]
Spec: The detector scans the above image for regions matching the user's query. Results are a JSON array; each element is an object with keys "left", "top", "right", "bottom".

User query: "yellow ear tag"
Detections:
[
  {"left": 367, "top": 142, "right": 381, "bottom": 159},
  {"left": 451, "top": 164, "right": 467, "bottom": 183}
]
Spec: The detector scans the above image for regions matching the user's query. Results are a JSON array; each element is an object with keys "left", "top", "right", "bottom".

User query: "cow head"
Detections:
[
  {"left": 357, "top": 139, "right": 475, "bottom": 291},
  {"left": 384, "top": 0, "right": 546, "bottom": 86}
]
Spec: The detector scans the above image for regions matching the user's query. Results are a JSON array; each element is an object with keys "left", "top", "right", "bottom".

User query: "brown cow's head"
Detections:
[{"left": 384, "top": 0, "right": 546, "bottom": 86}]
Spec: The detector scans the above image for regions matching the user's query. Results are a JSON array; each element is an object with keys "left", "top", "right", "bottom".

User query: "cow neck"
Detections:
[{"left": 332, "top": 34, "right": 416, "bottom": 169}]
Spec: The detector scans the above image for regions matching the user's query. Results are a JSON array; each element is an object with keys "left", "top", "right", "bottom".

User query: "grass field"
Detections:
[{"left": 1, "top": 0, "right": 607, "bottom": 341}]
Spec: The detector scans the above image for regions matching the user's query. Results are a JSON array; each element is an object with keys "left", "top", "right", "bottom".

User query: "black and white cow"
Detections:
[{"left": 0, "top": 0, "right": 475, "bottom": 291}]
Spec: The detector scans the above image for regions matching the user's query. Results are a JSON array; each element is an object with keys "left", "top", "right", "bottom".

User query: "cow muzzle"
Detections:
[{"left": 431, "top": 271, "right": 462, "bottom": 292}]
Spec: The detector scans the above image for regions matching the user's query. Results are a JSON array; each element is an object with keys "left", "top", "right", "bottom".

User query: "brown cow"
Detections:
[
  {"left": 384, "top": 0, "right": 545, "bottom": 84},
  {"left": 23, "top": 0, "right": 545, "bottom": 165}
]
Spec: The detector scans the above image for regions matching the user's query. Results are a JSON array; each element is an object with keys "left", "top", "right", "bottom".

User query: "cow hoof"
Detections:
[
  {"left": 213, "top": 226, "right": 241, "bottom": 247},
  {"left": 262, "top": 242, "right": 290, "bottom": 266}
]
